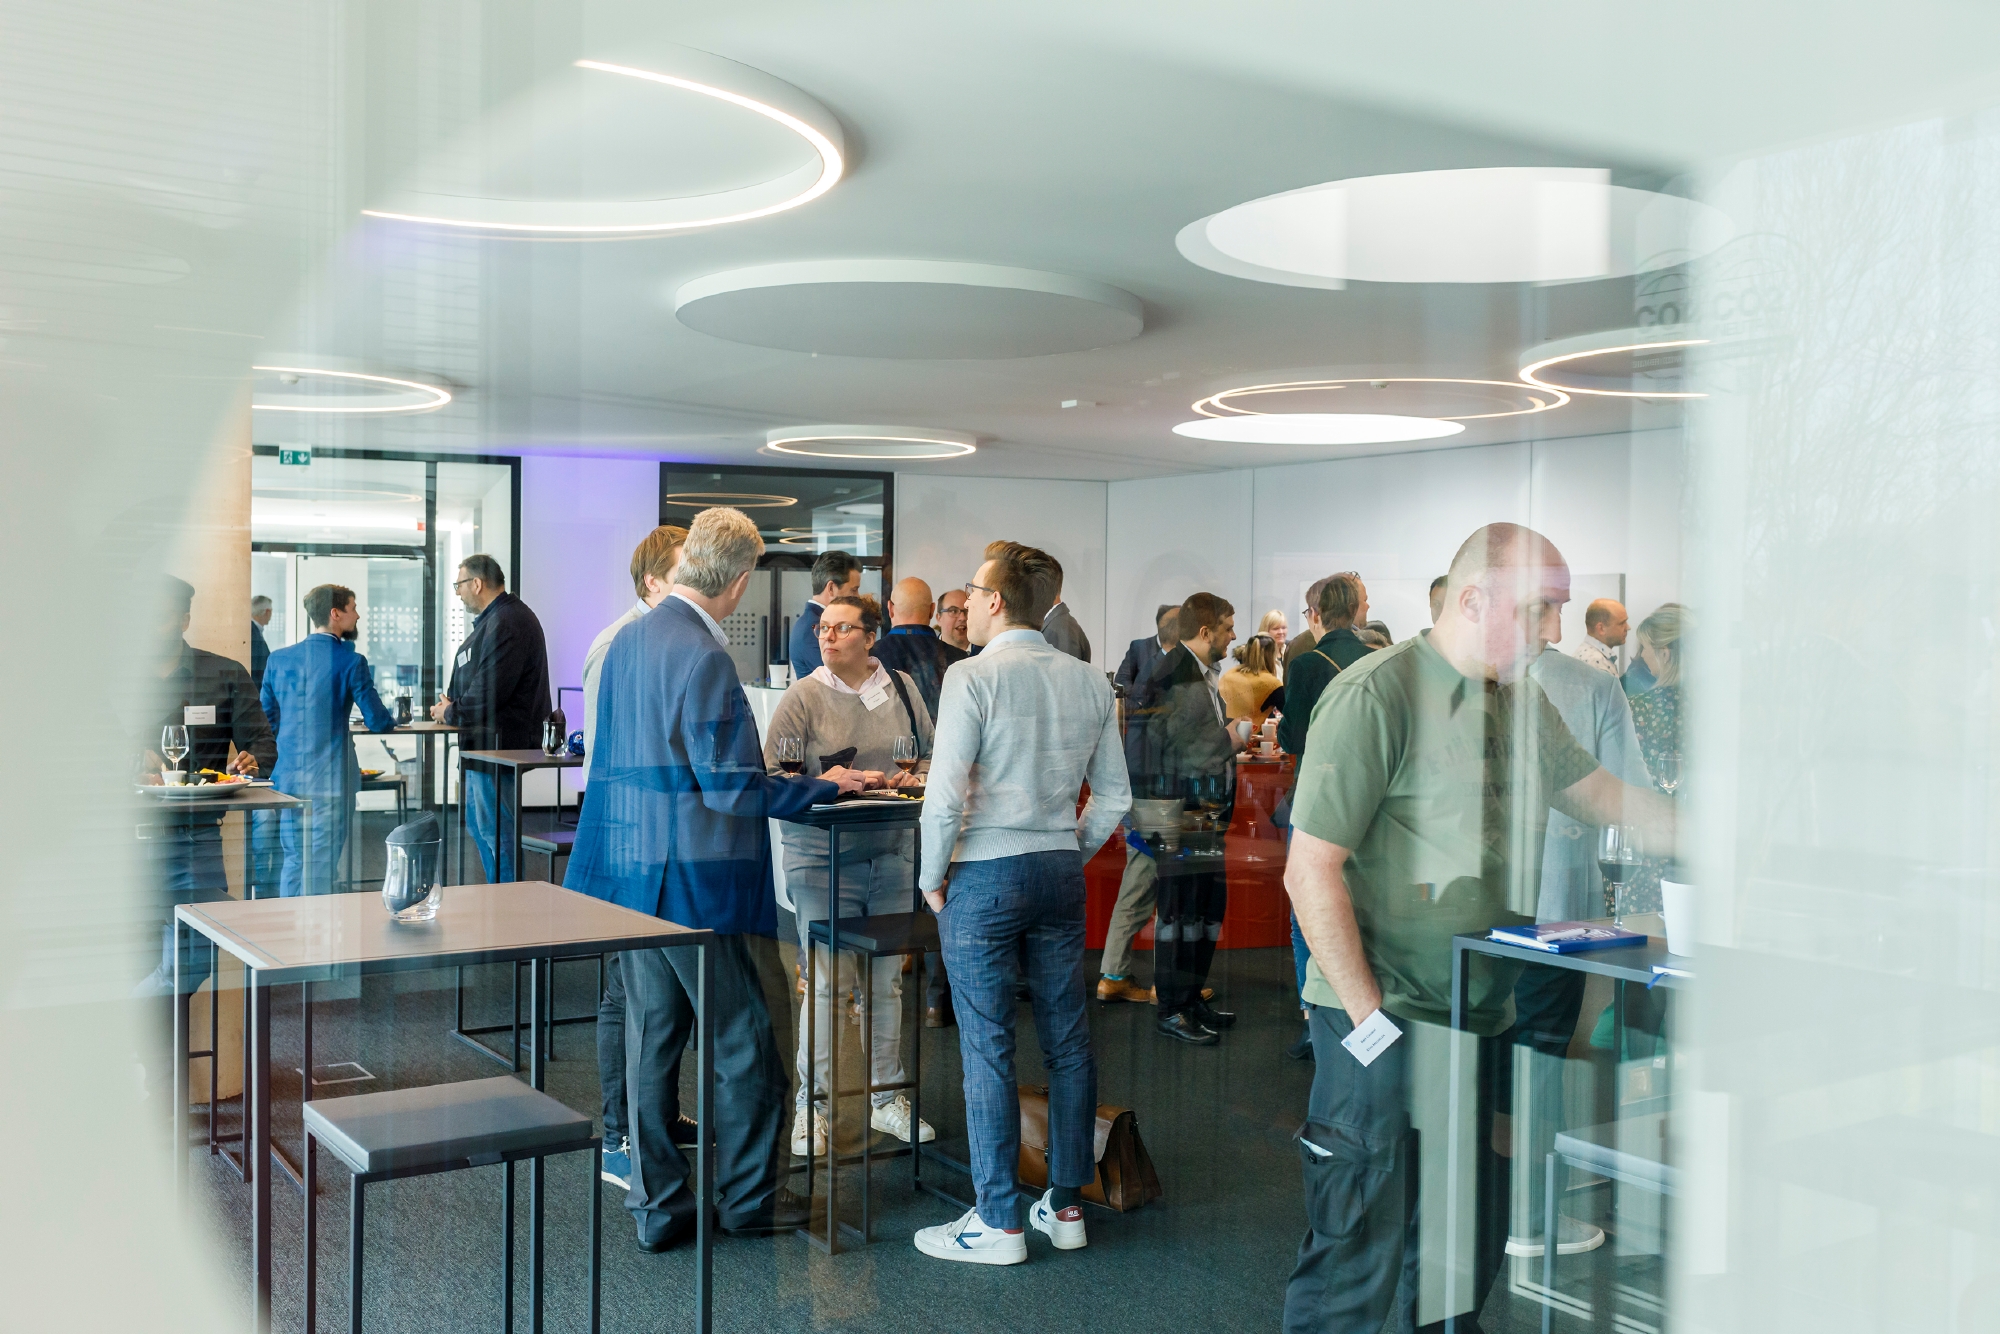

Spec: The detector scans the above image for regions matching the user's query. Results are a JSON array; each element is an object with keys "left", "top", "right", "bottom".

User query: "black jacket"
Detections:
[
  {"left": 1041, "top": 601, "right": 1092, "bottom": 663},
  {"left": 1126, "top": 643, "right": 1235, "bottom": 813},
  {"left": 1114, "top": 635, "right": 1171, "bottom": 695},
  {"left": 446, "top": 591, "right": 551, "bottom": 750},
  {"left": 1277, "top": 625, "right": 1373, "bottom": 757},
  {"left": 869, "top": 624, "right": 968, "bottom": 718},
  {"left": 152, "top": 641, "right": 277, "bottom": 776}
]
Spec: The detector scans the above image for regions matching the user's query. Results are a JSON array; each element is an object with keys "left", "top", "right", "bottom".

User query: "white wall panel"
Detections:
[
  {"left": 894, "top": 473, "right": 1109, "bottom": 661},
  {"left": 1103, "top": 472, "right": 1254, "bottom": 656}
]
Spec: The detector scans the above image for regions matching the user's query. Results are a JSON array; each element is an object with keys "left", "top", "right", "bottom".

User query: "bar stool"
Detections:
[
  {"left": 1540, "top": 1112, "right": 1676, "bottom": 1334},
  {"left": 303, "top": 1075, "right": 600, "bottom": 1334},
  {"left": 801, "top": 909, "right": 939, "bottom": 1253},
  {"left": 521, "top": 829, "right": 575, "bottom": 882}
]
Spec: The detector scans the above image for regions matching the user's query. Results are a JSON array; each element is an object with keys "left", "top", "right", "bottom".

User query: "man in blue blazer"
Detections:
[{"left": 566, "top": 507, "right": 866, "bottom": 1251}]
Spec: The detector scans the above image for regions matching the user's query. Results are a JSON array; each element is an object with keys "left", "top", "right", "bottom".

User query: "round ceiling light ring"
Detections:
[
  {"left": 361, "top": 55, "right": 844, "bottom": 235},
  {"left": 251, "top": 365, "right": 452, "bottom": 415},
  {"left": 1518, "top": 335, "right": 1709, "bottom": 399},
  {"left": 763, "top": 424, "right": 978, "bottom": 461},
  {"left": 1172, "top": 414, "right": 1466, "bottom": 446},
  {"left": 662, "top": 491, "right": 797, "bottom": 509},
  {"left": 1191, "top": 377, "right": 1568, "bottom": 421}
]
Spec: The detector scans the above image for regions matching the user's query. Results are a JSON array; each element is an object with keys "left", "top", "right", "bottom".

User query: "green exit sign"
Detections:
[{"left": 278, "top": 447, "right": 312, "bottom": 466}]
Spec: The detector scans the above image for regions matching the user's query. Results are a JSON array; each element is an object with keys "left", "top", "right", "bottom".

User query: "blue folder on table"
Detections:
[{"left": 1488, "top": 921, "right": 1647, "bottom": 953}]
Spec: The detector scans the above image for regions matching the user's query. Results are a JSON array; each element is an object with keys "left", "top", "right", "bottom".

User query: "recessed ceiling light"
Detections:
[
  {"left": 251, "top": 366, "right": 451, "bottom": 414},
  {"left": 1177, "top": 167, "right": 1732, "bottom": 286},
  {"left": 362, "top": 53, "right": 843, "bottom": 235},
  {"left": 1518, "top": 329, "right": 1709, "bottom": 399},
  {"left": 763, "top": 425, "right": 977, "bottom": 460},
  {"left": 1192, "top": 377, "right": 1566, "bottom": 421},
  {"left": 1172, "top": 414, "right": 1465, "bottom": 445},
  {"left": 661, "top": 491, "right": 797, "bottom": 509}
]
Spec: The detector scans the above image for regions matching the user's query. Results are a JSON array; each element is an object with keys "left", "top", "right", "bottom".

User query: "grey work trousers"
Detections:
[{"left": 1097, "top": 842, "right": 1158, "bottom": 978}]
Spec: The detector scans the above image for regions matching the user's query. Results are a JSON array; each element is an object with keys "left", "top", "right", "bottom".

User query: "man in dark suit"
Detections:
[
  {"left": 1029, "top": 547, "right": 1091, "bottom": 662},
  {"left": 870, "top": 575, "right": 968, "bottom": 717},
  {"left": 1127, "top": 591, "right": 1240, "bottom": 1044},
  {"left": 788, "top": 549, "right": 862, "bottom": 676},
  {"left": 1113, "top": 604, "right": 1178, "bottom": 695},
  {"left": 565, "top": 507, "right": 867, "bottom": 1252},
  {"left": 433, "top": 553, "right": 550, "bottom": 883},
  {"left": 249, "top": 595, "right": 272, "bottom": 688}
]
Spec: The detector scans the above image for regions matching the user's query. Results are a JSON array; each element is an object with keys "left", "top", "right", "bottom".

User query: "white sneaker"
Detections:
[
  {"left": 914, "top": 1208, "right": 1028, "bottom": 1265},
  {"left": 1029, "top": 1188, "right": 1087, "bottom": 1250},
  {"left": 1505, "top": 1215, "right": 1606, "bottom": 1258},
  {"left": 871, "top": 1093, "right": 936, "bottom": 1143},
  {"left": 790, "top": 1105, "right": 828, "bottom": 1157}
]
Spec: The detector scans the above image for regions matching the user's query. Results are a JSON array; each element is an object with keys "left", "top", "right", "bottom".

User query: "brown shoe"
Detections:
[
  {"left": 1144, "top": 986, "right": 1215, "bottom": 1005},
  {"left": 924, "top": 1001, "right": 955, "bottom": 1028},
  {"left": 1097, "top": 976, "right": 1152, "bottom": 1004}
]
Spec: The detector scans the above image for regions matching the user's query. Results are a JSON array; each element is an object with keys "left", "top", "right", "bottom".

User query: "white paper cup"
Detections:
[{"left": 1661, "top": 879, "right": 1695, "bottom": 956}]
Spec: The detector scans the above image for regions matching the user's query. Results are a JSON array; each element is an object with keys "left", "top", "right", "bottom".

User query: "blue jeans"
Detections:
[
  {"left": 1291, "top": 913, "right": 1312, "bottom": 998},
  {"left": 465, "top": 768, "right": 515, "bottom": 883},
  {"left": 279, "top": 792, "right": 350, "bottom": 897},
  {"left": 936, "top": 849, "right": 1097, "bottom": 1229}
]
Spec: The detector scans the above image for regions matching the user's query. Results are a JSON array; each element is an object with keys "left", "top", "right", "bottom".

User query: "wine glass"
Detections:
[
  {"left": 892, "top": 735, "right": 919, "bottom": 781},
  {"left": 1597, "top": 824, "right": 1644, "bottom": 925},
  {"left": 775, "top": 736, "right": 805, "bottom": 776},
  {"left": 1654, "top": 752, "right": 1682, "bottom": 796},
  {"left": 161, "top": 724, "right": 189, "bottom": 781}
]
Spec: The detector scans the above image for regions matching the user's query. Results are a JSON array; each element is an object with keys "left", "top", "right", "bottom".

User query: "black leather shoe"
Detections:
[
  {"left": 1156, "top": 1011, "right": 1220, "bottom": 1046},
  {"left": 719, "top": 1187, "right": 817, "bottom": 1237},
  {"left": 635, "top": 1223, "right": 693, "bottom": 1253},
  {"left": 924, "top": 1001, "right": 955, "bottom": 1029},
  {"left": 1192, "top": 998, "right": 1236, "bottom": 1030},
  {"left": 1286, "top": 1028, "right": 1315, "bottom": 1061},
  {"left": 672, "top": 1115, "right": 699, "bottom": 1148}
]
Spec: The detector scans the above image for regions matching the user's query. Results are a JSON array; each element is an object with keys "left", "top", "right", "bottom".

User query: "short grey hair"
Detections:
[
  {"left": 250, "top": 595, "right": 272, "bottom": 613},
  {"left": 676, "top": 507, "right": 764, "bottom": 596}
]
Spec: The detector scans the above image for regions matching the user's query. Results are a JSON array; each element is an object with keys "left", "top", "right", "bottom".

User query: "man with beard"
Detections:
[{"left": 261, "top": 583, "right": 397, "bottom": 897}]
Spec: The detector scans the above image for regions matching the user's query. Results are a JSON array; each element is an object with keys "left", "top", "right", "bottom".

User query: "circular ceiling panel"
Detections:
[
  {"left": 1172, "top": 414, "right": 1464, "bottom": 446},
  {"left": 764, "top": 425, "right": 978, "bottom": 460},
  {"left": 251, "top": 365, "right": 451, "bottom": 414},
  {"left": 363, "top": 49, "right": 843, "bottom": 235},
  {"left": 1192, "top": 377, "right": 1566, "bottom": 421},
  {"left": 1178, "top": 168, "right": 1733, "bottom": 286},
  {"left": 674, "top": 259, "right": 1144, "bottom": 359}
]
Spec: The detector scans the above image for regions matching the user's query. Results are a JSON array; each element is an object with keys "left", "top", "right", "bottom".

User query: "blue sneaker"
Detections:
[{"left": 601, "top": 1136, "right": 631, "bottom": 1190}]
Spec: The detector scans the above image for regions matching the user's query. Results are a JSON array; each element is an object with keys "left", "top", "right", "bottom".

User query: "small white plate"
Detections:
[{"left": 137, "top": 781, "right": 254, "bottom": 799}]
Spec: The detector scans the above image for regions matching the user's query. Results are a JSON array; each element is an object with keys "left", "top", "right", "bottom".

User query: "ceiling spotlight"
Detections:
[
  {"left": 661, "top": 491, "right": 797, "bottom": 508},
  {"left": 362, "top": 53, "right": 844, "bottom": 235},
  {"left": 251, "top": 366, "right": 451, "bottom": 415},
  {"left": 763, "top": 425, "right": 977, "bottom": 461},
  {"left": 1191, "top": 377, "right": 1566, "bottom": 421},
  {"left": 1172, "top": 415, "right": 1465, "bottom": 446},
  {"left": 1178, "top": 167, "right": 1733, "bottom": 286}
]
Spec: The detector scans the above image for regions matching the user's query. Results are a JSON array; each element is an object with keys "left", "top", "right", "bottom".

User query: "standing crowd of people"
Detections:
[{"left": 143, "top": 506, "right": 1691, "bottom": 1328}]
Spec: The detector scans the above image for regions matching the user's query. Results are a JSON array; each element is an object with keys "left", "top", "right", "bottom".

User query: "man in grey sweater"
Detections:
[{"left": 913, "top": 541, "right": 1130, "bottom": 1266}]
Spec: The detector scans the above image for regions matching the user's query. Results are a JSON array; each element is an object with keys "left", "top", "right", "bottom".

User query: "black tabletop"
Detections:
[
  {"left": 459, "top": 748, "right": 585, "bottom": 771},
  {"left": 1454, "top": 926, "right": 1692, "bottom": 988},
  {"left": 781, "top": 795, "right": 925, "bottom": 830}
]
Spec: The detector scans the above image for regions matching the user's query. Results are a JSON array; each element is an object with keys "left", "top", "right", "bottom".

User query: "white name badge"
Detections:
[
  {"left": 1341, "top": 1008, "right": 1404, "bottom": 1068},
  {"left": 860, "top": 685, "right": 890, "bottom": 711},
  {"left": 456, "top": 648, "right": 471, "bottom": 669},
  {"left": 184, "top": 705, "right": 217, "bottom": 726}
]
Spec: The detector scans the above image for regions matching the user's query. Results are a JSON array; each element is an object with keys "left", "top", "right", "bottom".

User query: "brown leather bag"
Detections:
[{"left": 1016, "top": 1085, "right": 1164, "bottom": 1212}]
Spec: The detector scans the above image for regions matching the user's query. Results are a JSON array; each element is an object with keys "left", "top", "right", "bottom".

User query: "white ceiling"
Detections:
[{"left": 262, "top": 0, "right": 2000, "bottom": 480}]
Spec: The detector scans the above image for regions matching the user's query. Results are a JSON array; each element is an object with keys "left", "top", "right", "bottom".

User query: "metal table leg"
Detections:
[
  {"left": 172, "top": 918, "right": 188, "bottom": 1209},
  {"left": 250, "top": 968, "right": 273, "bottom": 1334},
  {"left": 696, "top": 939, "right": 714, "bottom": 1334}
]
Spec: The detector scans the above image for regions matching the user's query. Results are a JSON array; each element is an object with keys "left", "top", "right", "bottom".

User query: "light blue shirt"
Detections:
[
  {"left": 919, "top": 628, "right": 1131, "bottom": 890},
  {"left": 1528, "top": 647, "right": 1652, "bottom": 921}
]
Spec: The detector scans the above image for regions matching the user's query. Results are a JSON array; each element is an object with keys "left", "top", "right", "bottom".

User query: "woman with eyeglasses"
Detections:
[{"left": 764, "top": 594, "right": 936, "bottom": 1156}]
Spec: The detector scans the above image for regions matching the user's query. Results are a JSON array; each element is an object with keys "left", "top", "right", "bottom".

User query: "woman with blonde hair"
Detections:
[
  {"left": 1220, "top": 632, "right": 1284, "bottom": 728},
  {"left": 1257, "top": 609, "right": 1289, "bottom": 670}
]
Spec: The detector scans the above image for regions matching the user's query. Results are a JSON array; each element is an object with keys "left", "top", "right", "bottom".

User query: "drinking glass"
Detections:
[
  {"left": 1654, "top": 752, "right": 1682, "bottom": 796},
  {"left": 892, "top": 735, "right": 919, "bottom": 778},
  {"left": 161, "top": 724, "right": 189, "bottom": 778},
  {"left": 1598, "top": 824, "right": 1644, "bottom": 924},
  {"left": 775, "top": 736, "right": 805, "bottom": 775}
]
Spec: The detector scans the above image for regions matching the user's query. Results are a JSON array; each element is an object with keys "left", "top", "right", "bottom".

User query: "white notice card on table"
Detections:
[{"left": 1342, "top": 1008, "right": 1404, "bottom": 1067}]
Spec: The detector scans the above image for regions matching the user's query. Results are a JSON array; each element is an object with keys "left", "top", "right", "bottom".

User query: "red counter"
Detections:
[{"left": 1084, "top": 755, "right": 1293, "bottom": 951}]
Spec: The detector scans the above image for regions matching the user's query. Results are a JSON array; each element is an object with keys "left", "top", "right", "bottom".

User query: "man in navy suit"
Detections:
[{"left": 565, "top": 507, "right": 867, "bottom": 1251}]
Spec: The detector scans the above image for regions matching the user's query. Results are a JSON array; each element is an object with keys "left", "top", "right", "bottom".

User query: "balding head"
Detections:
[
  {"left": 1433, "top": 522, "right": 1572, "bottom": 683},
  {"left": 889, "top": 577, "right": 935, "bottom": 626},
  {"left": 1584, "top": 598, "right": 1629, "bottom": 647}
]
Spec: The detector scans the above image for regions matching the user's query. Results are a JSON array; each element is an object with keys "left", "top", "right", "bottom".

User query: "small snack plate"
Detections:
[{"left": 137, "top": 780, "right": 254, "bottom": 799}]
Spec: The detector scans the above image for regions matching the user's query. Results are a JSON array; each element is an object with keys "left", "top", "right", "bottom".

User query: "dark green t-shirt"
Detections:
[{"left": 1292, "top": 634, "right": 1599, "bottom": 1034}]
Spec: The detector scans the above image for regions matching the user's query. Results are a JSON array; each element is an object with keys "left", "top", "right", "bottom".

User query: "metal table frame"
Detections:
[
  {"left": 172, "top": 882, "right": 718, "bottom": 1334},
  {"left": 1449, "top": 928, "right": 1690, "bottom": 1334},
  {"left": 351, "top": 720, "right": 459, "bottom": 877},
  {"left": 780, "top": 798, "right": 972, "bottom": 1251}
]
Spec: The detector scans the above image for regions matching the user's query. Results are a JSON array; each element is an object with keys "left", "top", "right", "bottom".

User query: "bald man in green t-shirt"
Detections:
[{"left": 1280, "top": 522, "right": 1677, "bottom": 1334}]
